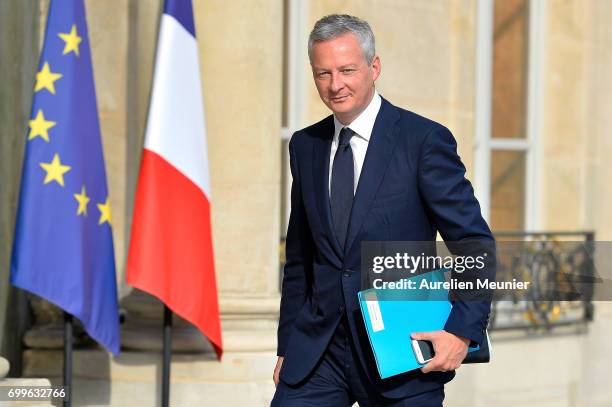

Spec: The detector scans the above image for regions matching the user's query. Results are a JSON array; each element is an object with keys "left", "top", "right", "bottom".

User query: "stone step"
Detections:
[{"left": 22, "top": 349, "right": 277, "bottom": 406}]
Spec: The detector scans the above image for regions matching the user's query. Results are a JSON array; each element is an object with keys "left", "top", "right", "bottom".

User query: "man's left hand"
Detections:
[{"left": 411, "top": 330, "right": 470, "bottom": 373}]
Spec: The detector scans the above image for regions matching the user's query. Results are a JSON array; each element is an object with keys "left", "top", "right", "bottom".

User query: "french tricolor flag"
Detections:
[{"left": 127, "top": 0, "right": 222, "bottom": 358}]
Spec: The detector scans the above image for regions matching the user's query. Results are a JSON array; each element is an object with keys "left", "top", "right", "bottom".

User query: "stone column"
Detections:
[
  {"left": 0, "top": 0, "right": 41, "bottom": 373},
  {"left": 121, "top": 0, "right": 283, "bottom": 356},
  {"left": 195, "top": 0, "right": 283, "bottom": 352}
]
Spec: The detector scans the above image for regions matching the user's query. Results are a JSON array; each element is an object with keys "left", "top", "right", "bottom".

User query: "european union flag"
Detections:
[{"left": 10, "top": 0, "right": 120, "bottom": 355}]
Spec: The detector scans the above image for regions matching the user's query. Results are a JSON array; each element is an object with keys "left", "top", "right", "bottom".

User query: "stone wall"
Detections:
[
  {"left": 304, "top": 0, "right": 478, "bottom": 176},
  {"left": 542, "top": 0, "right": 612, "bottom": 239}
]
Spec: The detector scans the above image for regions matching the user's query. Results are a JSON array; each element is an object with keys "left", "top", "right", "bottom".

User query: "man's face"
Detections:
[{"left": 310, "top": 33, "right": 381, "bottom": 125}]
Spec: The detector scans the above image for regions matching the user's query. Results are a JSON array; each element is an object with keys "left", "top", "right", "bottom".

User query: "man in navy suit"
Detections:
[{"left": 272, "top": 14, "right": 493, "bottom": 406}]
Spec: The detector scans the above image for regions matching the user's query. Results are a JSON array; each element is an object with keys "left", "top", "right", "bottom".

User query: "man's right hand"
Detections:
[{"left": 273, "top": 356, "right": 284, "bottom": 387}]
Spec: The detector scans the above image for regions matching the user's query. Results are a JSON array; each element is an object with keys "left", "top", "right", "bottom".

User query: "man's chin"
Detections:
[{"left": 328, "top": 102, "right": 353, "bottom": 115}]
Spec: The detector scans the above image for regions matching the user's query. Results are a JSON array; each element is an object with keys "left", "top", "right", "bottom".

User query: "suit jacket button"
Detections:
[
  {"left": 338, "top": 305, "right": 345, "bottom": 313},
  {"left": 343, "top": 272, "right": 350, "bottom": 277}
]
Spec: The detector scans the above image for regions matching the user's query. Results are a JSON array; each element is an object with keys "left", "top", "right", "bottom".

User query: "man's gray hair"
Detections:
[{"left": 308, "top": 14, "right": 376, "bottom": 65}]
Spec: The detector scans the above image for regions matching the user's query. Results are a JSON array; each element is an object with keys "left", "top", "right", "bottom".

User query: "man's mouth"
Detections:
[{"left": 330, "top": 95, "right": 349, "bottom": 102}]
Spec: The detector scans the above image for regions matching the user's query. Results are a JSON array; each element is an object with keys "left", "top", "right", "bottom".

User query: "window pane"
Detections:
[
  {"left": 490, "top": 150, "right": 526, "bottom": 231},
  {"left": 492, "top": 0, "right": 528, "bottom": 139}
]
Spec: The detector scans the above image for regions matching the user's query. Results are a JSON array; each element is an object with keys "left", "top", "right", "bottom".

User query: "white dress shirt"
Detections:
[{"left": 329, "top": 91, "right": 382, "bottom": 196}]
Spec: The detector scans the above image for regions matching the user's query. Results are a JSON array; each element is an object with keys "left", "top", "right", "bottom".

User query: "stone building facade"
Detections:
[{"left": 1, "top": 1, "right": 611, "bottom": 405}]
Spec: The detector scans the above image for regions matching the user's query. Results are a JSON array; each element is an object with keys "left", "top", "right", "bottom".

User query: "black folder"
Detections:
[{"left": 463, "top": 330, "right": 492, "bottom": 364}]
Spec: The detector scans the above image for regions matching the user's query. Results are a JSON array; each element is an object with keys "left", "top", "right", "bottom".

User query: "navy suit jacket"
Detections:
[{"left": 277, "top": 97, "right": 494, "bottom": 398}]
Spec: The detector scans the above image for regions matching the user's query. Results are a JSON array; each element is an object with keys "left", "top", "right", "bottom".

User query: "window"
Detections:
[
  {"left": 475, "top": 0, "right": 544, "bottom": 232},
  {"left": 490, "top": 0, "right": 529, "bottom": 231}
]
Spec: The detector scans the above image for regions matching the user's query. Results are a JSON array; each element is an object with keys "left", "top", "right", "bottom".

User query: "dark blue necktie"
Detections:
[{"left": 330, "top": 127, "right": 355, "bottom": 251}]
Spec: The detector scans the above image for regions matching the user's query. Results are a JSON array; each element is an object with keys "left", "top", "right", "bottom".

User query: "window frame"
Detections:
[
  {"left": 280, "top": 0, "right": 310, "bottom": 234},
  {"left": 474, "top": 0, "right": 546, "bottom": 231}
]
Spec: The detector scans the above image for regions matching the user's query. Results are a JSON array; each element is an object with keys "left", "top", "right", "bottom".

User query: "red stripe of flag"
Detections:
[{"left": 127, "top": 150, "right": 222, "bottom": 358}]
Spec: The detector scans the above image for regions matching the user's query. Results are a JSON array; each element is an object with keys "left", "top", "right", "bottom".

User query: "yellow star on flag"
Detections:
[
  {"left": 35, "top": 62, "right": 63, "bottom": 94},
  {"left": 58, "top": 24, "right": 82, "bottom": 56},
  {"left": 97, "top": 198, "right": 112, "bottom": 225},
  {"left": 73, "top": 186, "right": 90, "bottom": 216},
  {"left": 40, "top": 153, "right": 71, "bottom": 187},
  {"left": 28, "top": 110, "right": 56, "bottom": 142}
]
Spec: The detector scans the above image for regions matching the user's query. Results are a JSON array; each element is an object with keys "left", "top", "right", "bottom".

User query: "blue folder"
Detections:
[{"left": 358, "top": 269, "right": 479, "bottom": 379}]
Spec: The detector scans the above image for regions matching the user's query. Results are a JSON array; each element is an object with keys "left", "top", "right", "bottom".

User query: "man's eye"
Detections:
[
  {"left": 317, "top": 72, "right": 330, "bottom": 77},
  {"left": 342, "top": 69, "right": 355, "bottom": 74}
]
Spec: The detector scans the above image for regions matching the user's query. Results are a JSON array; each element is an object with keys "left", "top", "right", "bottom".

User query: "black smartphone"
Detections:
[{"left": 411, "top": 339, "right": 435, "bottom": 364}]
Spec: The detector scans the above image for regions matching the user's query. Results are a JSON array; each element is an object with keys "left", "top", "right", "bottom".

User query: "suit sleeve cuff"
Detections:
[{"left": 444, "top": 308, "right": 487, "bottom": 346}]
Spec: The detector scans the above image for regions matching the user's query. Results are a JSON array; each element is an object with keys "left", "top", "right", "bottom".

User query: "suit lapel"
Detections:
[
  {"left": 311, "top": 116, "right": 344, "bottom": 261},
  {"left": 344, "top": 99, "right": 401, "bottom": 256}
]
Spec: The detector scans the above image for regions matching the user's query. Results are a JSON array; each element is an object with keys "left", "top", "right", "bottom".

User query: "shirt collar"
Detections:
[{"left": 333, "top": 91, "right": 382, "bottom": 142}]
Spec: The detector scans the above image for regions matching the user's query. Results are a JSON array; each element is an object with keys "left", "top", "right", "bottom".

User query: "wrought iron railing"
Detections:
[
  {"left": 279, "top": 231, "right": 596, "bottom": 332},
  {"left": 490, "top": 231, "right": 595, "bottom": 332}
]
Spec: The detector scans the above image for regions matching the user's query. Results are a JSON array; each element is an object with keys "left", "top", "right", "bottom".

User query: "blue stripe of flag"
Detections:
[
  {"left": 164, "top": 0, "right": 196, "bottom": 37},
  {"left": 10, "top": 0, "right": 120, "bottom": 355}
]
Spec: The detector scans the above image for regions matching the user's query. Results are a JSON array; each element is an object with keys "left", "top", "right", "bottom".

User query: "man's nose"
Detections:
[{"left": 329, "top": 72, "right": 344, "bottom": 93}]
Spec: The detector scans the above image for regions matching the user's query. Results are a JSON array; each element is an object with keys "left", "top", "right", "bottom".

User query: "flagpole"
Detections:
[
  {"left": 162, "top": 305, "right": 172, "bottom": 407},
  {"left": 63, "top": 312, "right": 73, "bottom": 407}
]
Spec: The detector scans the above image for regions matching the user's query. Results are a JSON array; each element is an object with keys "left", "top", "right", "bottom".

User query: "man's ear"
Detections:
[{"left": 371, "top": 55, "right": 381, "bottom": 82}]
